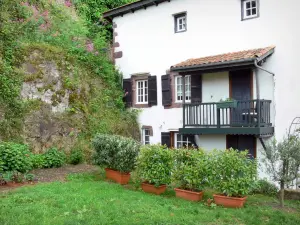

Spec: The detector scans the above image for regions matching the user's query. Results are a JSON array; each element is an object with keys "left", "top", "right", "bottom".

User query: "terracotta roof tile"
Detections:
[{"left": 172, "top": 46, "right": 275, "bottom": 69}]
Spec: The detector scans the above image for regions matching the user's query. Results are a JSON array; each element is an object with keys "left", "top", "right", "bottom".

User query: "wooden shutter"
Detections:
[
  {"left": 123, "top": 78, "right": 132, "bottom": 108},
  {"left": 161, "top": 75, "right": 172, "bottom": 106},
  {"left": 191, "top": 75, "right": 202, "bottom": 104},
  {"left": 161, "top": 132, "right": 171, "bottom": 147},
  {"left": 148, "top": 76, "right": 157, "bottom": 106}
]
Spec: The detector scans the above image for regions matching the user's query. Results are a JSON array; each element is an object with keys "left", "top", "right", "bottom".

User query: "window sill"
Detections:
[{"left": 241, "top": 15, "right": 259, "bottom": 21}]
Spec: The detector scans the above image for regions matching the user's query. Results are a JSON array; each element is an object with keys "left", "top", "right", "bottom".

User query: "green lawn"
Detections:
[{"left": 0, "top": 173, "right": 299, "bottom": 225}]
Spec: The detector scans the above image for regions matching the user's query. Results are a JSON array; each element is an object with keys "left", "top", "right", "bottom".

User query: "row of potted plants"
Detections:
[{"left": 92, "top": 135, "right": 257, "bottom": 208}]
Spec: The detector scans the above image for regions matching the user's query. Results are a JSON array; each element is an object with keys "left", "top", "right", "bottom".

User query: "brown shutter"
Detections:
[
  {"left": 191, "top": 75, "right": 202, "bottom": 104},
  {"left": 161, "top": 132, "right": 171, "bottom": 147},
  {"left": 123, "top": 78, "right": 132, "bottom": 108},
  {"left": 148, "top": 76, "right": 157, "bottom": 106},
  {"left": 161, "top": 75, "right": 172, "bottom": 106}
]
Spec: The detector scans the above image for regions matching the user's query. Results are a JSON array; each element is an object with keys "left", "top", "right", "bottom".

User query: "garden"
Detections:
[{"left": 1, "top": 134, "right": 300, "bottom": 225}]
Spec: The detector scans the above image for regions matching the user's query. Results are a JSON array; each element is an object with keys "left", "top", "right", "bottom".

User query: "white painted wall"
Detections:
[{"left": 114, "top": 0, "right": 300, "bottom": 142}]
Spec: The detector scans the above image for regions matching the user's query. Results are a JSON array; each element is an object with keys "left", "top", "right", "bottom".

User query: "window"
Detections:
[
  {"left": 175, "top": 134, "right": 192, "bottom": 148},
  {"left": 242, "top": 0, "right": 259, "bottom": 20},
  {"left": 174, "top": 13, "right": 187, "bottom": 33},
  {"left": 142, "top": 129, "right": 150, "bottom": 145},
  {"left": 175, "top": 75, "right": 191, "bottom": 102},
  {"left": 136, "top": 80, "right": 148, "bottom": 104}
]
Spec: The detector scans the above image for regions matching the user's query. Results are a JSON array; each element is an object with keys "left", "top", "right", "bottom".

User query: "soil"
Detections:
[{"left": 0, "top": 164, "right": 99, "bottom": 193}]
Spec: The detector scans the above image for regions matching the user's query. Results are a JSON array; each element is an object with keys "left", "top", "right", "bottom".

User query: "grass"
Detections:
[{"left": 0, "top": 172, "right": 299, "bottom": 225}]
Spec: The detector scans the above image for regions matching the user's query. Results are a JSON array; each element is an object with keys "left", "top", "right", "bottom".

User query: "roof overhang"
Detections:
[{"left": 103, "top": 0, "right": 171, "bottom": 19}]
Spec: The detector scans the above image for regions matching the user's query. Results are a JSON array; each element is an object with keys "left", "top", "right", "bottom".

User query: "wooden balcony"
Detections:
[{"left": 180, "top": 99, "right": 274, "bottom": 136}]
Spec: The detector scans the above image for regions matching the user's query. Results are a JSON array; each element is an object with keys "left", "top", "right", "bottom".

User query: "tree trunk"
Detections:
[{"left": 279, "top": 181, "right": 285, "bottom": 207}]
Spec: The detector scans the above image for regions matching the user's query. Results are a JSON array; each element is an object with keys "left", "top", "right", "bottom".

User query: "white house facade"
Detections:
[{"left": 103, "top": 0, "right": 300, "bottom": 180}]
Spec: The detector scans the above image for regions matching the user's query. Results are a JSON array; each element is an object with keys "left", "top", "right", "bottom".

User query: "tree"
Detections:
[{"left": 262, "top": 133, "right": 300, "bottom": 207}]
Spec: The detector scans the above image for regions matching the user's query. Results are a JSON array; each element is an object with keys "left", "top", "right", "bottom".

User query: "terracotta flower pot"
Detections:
[
  {"left": 213, "top": 194, "right": 247, "bottom": 208},
  {"left": 174, "top": 188, "right": 204, "bottom": 201},
  {"left": 141, "top": 182, "right": 167, "bottom": 195},
  {"left": 105, "top": 168, "right": 130, "bottom": 185}
]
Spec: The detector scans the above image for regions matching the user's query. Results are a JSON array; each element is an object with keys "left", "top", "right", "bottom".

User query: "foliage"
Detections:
[
  {"left": 31, "top": 154, "right": 46, "bottom": 169},
  {"left": 172, "top": 148, "right": 208, "bottom": 191},
  {"left": 11, "top": 171, "right": 25, "bottom": 183},
  {"left": 0, "top": 142, "right": 33, "bottom": 173},
  {"left": 43, "top": 148, "right": 66, "bottom": 168},
  {"left": 209, "top": 149, "right": 257, "bottom": 197},
  {"left": 262, "top": 134, "right": 300, "bottom": 206},
  {"left": 136, "top": 145, "right": 173, "bottom": 187},
  {"left": 92, "top": 134, "right": 140, "bottom": 173},
  {"left": 0, "top": 173, "right": 7, "bottom": 186},
  {"left": 69, "top": 148, "right": 84, "bottom": 165},
  {"left": 24, "top": 173, "right": 36, "bottom": 182},
  {"left": 251, "top": 179, "right": 278, "bottom": 196}
]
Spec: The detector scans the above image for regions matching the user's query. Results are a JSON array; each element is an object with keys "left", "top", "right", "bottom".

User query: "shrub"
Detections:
[
  {"left": 24, "top": 173, "right": 36, "bottom": 182},
  {"left": 136, "top": 145, "right": 173, "bottom": 187},
  {"left": 172, "top": 148, "right": 208, "bottom": 191},
  {"left": 252, "top": 179, "right": 278, "bottom": 196},
  {"left": 31, "top": 154, "right": 46, "bottom": 169},
  {"left": 92, "top": 134, "right": 140, "bottom": 173},
  {"left": 69, "top": 148, "right": 84, "bottom": 165},
  {"left": 0, "top": 173, "right": 6, "bottom": 186},
  {"left": 0, "top": 142, "right": 33, "bottom": 173},
  {"left": 209, "top": 149, "right": 257, "bottom": 197},
  {"left": 43, "top": 148, "right": 66, "bottom": 168}
]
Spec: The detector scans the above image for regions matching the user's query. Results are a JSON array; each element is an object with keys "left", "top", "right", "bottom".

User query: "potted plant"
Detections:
[
  {"left": 92, "top": 134, "right": 140, "bottom": 185},
  {"left": 172, "top": 148, "right": 207, "bottom": 201},
  {"left": 136, "top": 145, "right": 173, "bottom": 195},
  {"left": 216, "top": 98, "right": 237, "bottom": 109},
  {"left": 209, "top": 149, "right": 257, "bottom": 208}
]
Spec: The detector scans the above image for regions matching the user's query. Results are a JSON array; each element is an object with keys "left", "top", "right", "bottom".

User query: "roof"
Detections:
[
  {"left": 103, "top": 0, "right": 170, "bottom": 19},
  {"left": 171, "top": 46, "right": 275, "bottom": 72}
]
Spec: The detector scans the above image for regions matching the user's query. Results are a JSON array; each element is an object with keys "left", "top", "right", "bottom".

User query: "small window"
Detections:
[
  {"left": 174, "top": 12, "right": 187, "bottom": 33},
  {"left": 136, "top": 80, "right": 148, "bottom": 104},
  {"left": 175, "top": 75, "right": 191, "bottom": 102},
  {"left": 175, "top": 134, "right": 192, "bottom": 148},
  {"left": 242, "top": 0, "right": 259, "bottom": 20},
  {"left": 142, "top": 129, "right": 150, "bottom": 145}
]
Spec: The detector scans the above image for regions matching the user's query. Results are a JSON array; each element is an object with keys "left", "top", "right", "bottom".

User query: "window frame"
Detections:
[
  {"left": 136, "top": 79, "right": 148, "bottom": 104},
  {"left": 174, "top": 12, "right": 187, "bottom": 33},
  {"left": 175, "top": 75, "right": 191, "bottom": 103},
  {"left": 142, "top": 128, "right": 150, "bottom": 145},
  {"left": 242, "top": 0, "right": 259, "bottom": 21},
  {"left": 174, "top": 133, "right": 192, "bottom": 148}
]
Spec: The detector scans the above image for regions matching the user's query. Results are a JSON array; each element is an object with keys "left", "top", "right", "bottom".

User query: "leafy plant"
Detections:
[
  {"left": 136, "top": 145, "right": 173, "bottom": 187},
  {"left": 172, "top": 148, "right": 208, "bottom": 191},
  {"left": 69, "top": 148, "right": 84, "bottom": 165},
  {"left": 0, "top": 173, "right": 7, "bottom": 186},
  {"left": 24, "top": 173, "right": 36, "bottom": 182},
  {"left": 43, "top": 148, "right": 66, "bottom": 168},
  {"left": 0, "top": 142, "right": 33, "bottom": 173},
  {"left": 209, "top": 149, "right": 257, "bottom": 197},
  {"left": 31, "top": 154, "right": 46, "bottom": 169},
  {"left": 251, "top": 179, "right": 278, "bottom": 196},
  {"left": 92, "top": 134, "right": 140, "bottom": 173},
  {"left": 11, "top": 171, "right": 24, "bottom": 183}
]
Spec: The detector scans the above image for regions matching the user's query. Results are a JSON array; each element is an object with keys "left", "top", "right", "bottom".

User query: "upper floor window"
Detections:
[
  {"left": 242, "top": 0, "right": 259, "bottom": 20},
  {"left": 174, "top": 12, "right": 187, "bottom": 33},
  {"left": 175, "top": 75, "right": 191, "bottom": 102},
  {"left": 136, "top": 80, "right": 148, "bottom": 104},
  {"left": 142, "top": 128, "right": 150, "bottom": 145}
]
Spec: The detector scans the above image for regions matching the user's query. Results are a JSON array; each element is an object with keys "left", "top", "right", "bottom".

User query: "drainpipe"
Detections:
[{"left": 254, "top": 60, "right": 275, "bottom": 76}]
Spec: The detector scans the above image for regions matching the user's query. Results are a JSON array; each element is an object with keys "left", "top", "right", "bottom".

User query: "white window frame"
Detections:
[
  {"left": 174, "top": 133, "right": 192, "bottom": 148},
  {"left": 175, "top": 75, "right": 191, "bottom": 103},
  {"left": 174, "top": 13, "right": 187, "bottom": 33},
  {"left": 136, "top": 80, "right": 148, "bottom": 104},
  {"left": 142, "top": 128, "right": 150, "bottom": 145},
  {"left": 243, "top": 0, "right": 258, "bottom": 19}
]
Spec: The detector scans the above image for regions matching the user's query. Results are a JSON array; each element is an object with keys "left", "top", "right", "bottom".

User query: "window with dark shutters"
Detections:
[
  {"left": 161, "top": 75, "right": 172, "bottom": 106},
  {"left": 148, "top": 76, "right": 157, "bottom": 106},
  {"left": 161, "top": 132, "right": 171, "bottom": 147},
  {"left": 191, "top": 75, "right": 202, "bottom": 104},
  {"left": 122, "top": 78, "right": 132, "bottom": 107}
]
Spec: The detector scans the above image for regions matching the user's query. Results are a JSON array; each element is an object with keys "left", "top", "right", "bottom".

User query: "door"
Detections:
[
  {"left": 226, "top": 135, "right": 256, "bottom": 158},
  {"left": 230, "top": 69, "right": 252, "bottom": 125}
]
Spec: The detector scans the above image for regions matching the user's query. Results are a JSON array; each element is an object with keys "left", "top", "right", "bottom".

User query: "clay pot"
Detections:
[
  {"left": 141, "top": 182, "right": 167, "bottom": 195},
  {"left": 105, "top": 168, "right": 130, "bottom": 185},
  {"left": 174, "top": 188, "right": 204, "bottom": 201},
  {"left": 213, "top": 194, "right": 247, "bottom": 208}
]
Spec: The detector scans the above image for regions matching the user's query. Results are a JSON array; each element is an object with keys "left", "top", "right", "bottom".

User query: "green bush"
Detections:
[
  {"left": 172, "top": 148, "right": 208, "bottom": 191},
  {"left": 252, "top": 179, "right": 278, "bottom": 196},
  {"left": 69, "top": 148, "right": 84, "bottom": 165},
  {"left": 92, "top": 134, "right": 140, "bottom": 173},
  {"left": 43, "top": 148, "right": 66, "bottom": 168},
  {"left": 0, "top": 142, "right": 33, "bottom": 173},
  {"left": 209, "top": 149, "right": 257, "bottom": 197},
  {"left": 31, "top": 154, "right": 46, "bottom": 169},
  {"left": 136, "top": 145, "right": 173, "bottom": 187}
]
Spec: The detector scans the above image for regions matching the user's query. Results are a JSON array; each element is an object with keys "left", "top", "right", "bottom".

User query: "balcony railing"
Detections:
[{"left": 183, "top": 99, "right": 272, "bottom": 128}]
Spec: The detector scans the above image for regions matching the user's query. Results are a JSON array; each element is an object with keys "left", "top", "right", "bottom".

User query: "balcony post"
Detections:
[
  {"left": 257, "top": 99, "right": 261, "bottom": 127},
  {"left": 182, "top": 74, "right": 186, "bottom": 128}
]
